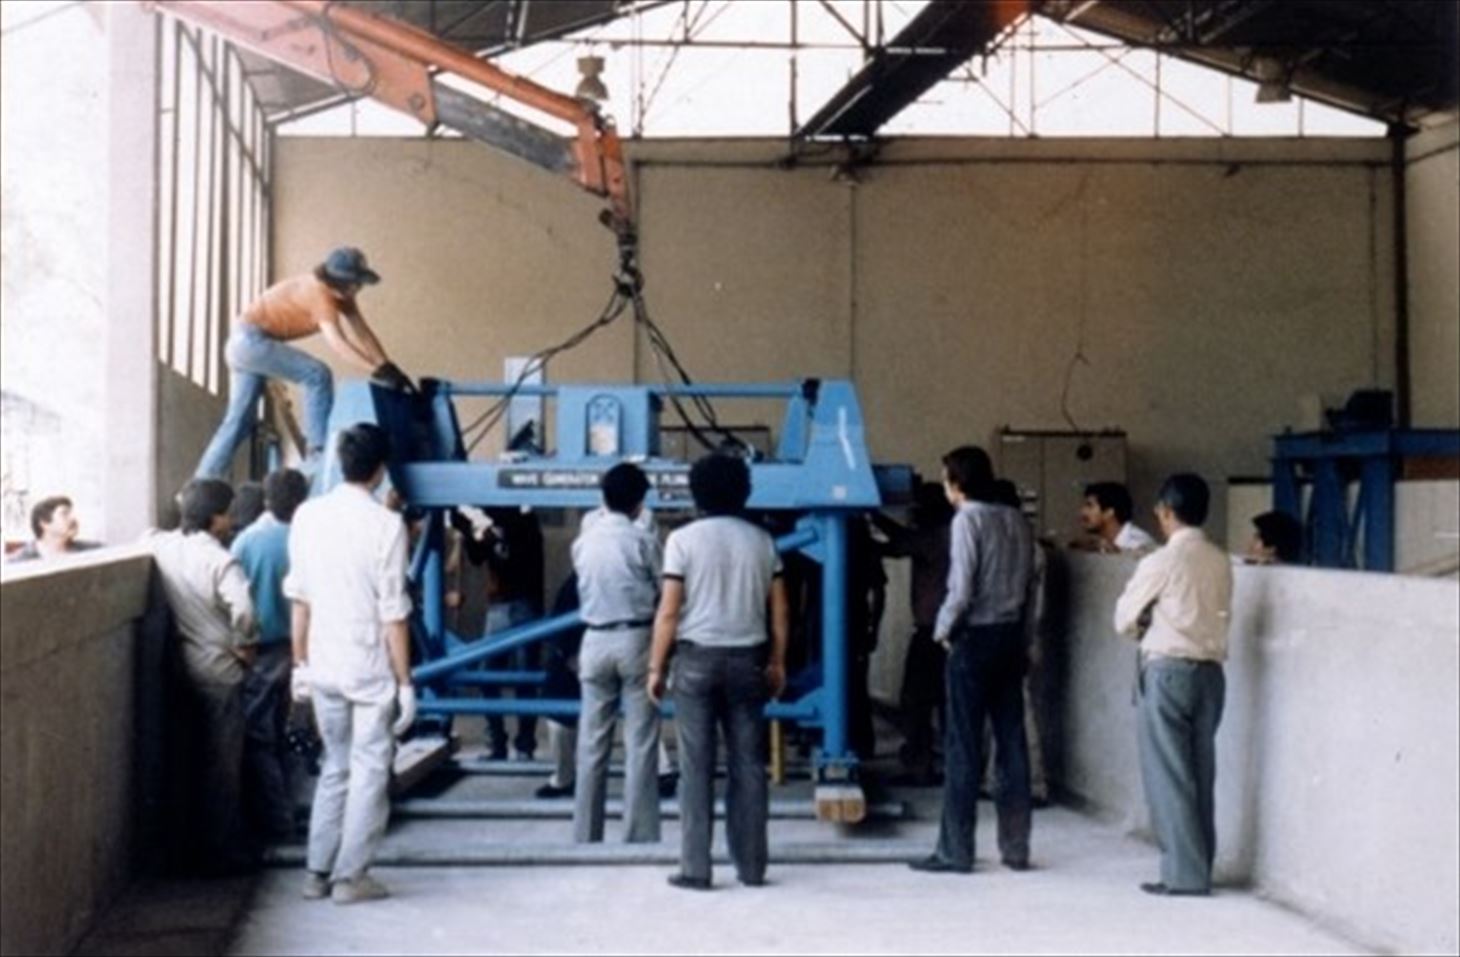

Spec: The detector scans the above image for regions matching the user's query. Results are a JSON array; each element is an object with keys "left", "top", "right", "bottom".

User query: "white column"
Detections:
[{"left": 104, "top": 1, "right": 160, "bottom": 542}]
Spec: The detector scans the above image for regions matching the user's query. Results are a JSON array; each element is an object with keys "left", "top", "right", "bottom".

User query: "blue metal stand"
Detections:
[
  {"left": 1272, "top": 428, "right": 1460, "bottom": 571},
  {"left": 319, "top": 377, "right": 910, "bottom": 812}
]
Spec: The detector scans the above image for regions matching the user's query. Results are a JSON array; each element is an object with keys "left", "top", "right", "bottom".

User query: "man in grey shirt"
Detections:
[
  {"left": 911, "top": 445, "right": 1034, "bottom": 875},
  {"left": 572, "top": 463, "right": 663, "bottom": 844},
  {"left": 649, "top": 454, "right": 789, "bottom": 890}
]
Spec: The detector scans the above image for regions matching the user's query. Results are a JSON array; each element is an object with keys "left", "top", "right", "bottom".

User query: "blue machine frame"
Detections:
[
  {"left": 1271, "top": 428, "right": 1460, "bottom": 571},
  {"left": 324, "top": 377, "right": 912, "bottom": 785}
]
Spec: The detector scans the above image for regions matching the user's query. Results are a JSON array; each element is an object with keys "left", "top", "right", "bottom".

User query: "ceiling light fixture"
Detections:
[{"left": 575, "top": 55, "right": 609, "bottom": 104}]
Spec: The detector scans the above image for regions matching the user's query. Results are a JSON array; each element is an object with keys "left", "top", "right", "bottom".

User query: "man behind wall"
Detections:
[
  {"left": 910, "top": 445, "right": 1034, "bottom": 875},
  {"left": 1245, "top": 510, "right": 1304, "bottom": 565},
  {"left": 648, "top": 453, "right": 790, "bottom": 891},
  {"left": 1114, "top": 473, "right": 1232, "bottom": 897},
  {"left": 571, "top": 462, "right": 663, "bottom": 844},
  {"left": 8, "top": 495, "right": 102, "bottom": 562},
  {"left": 231, "top": 468, "right": 311, "bottom": 843},
  {"left": 1074, "top": 481, "right": 1157, "bottom": 554},
  {"left": 145, "top": 479, "right": 257, "bottom": 873},
  {"left": 286, "top": 424, "right": 415, "bottom": 904}
]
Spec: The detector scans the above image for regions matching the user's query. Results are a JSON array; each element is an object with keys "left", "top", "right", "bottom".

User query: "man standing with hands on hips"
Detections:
[
  {"left": 285, "top": 423, "right": 415, "bottom": 904},
  {"left": 1114, "top": 473, "right": 1232, "bottom": 897}
]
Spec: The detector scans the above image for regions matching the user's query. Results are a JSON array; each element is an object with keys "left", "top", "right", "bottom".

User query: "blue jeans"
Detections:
[
  {"left": 484, "top": 599, "right": 539, "bottom": 756},
  {"left": 194, "top": 323, "right": 333, "bottom": 479},
  {"left": 672, "top": 641, "right": 770, "bottom": 885}
]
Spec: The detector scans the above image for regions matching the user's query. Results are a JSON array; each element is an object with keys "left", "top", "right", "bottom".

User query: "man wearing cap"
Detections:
[{"left": 195, "top": 246, "right": 414, "bottom": 480}]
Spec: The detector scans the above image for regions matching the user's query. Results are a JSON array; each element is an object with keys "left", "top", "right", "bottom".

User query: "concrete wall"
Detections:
[
  {"left": 0, "top": 552, "right": 152, "bottom": 956},
  {"left": 1406, "top": 120, "right": 1460, "bottom": 429},
  {"left": 1057, "top": 552, "right": 1460, "bottom": 955},
  {"left": 273, "top": 136, "right": 1397, "bottom": 542}
]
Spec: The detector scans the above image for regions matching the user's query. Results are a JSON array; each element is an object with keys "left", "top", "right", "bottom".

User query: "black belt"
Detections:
[{"left": 584, "top": 618, "right": 653, "bottom": 631}]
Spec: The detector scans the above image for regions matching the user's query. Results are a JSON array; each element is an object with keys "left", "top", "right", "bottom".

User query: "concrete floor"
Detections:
[{"left": 78, "top": 745, "right": 1371, "bottom": 956}]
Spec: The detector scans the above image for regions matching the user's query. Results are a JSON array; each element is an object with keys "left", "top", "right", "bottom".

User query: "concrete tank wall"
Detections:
[
  {"left": 1056, "top": 551, "right": 1460, "bottom": 955},
  {"left": 0, "top": 552, "right": 151, "bottom": 956}
]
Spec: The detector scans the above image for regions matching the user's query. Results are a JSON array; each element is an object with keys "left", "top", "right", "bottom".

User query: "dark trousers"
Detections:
[
  {"left": 187, "top": 676, "right": 250, "bottom": 870},
  {"left": 672, "top": 642, "right": 769, "bottom": 884},
  {"left": 849, "top": 650, "right": 876, "bottom": 760},
  {"left": 900, "top": 626, "right": 946, "bottom": 772},
  {"left": 935, "top": 622, "right": 1031, "bottom": 869},
  {"left": 242, "top": 643, "right": 295, "bottom": 842},
  {"left": 1138, "top": 657, "right": 1225, "bottom": 892}
]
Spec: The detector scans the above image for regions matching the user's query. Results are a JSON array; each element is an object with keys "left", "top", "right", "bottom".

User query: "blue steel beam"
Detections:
[
  {"left": 417, "top": 697, "right": 822, "bottom": 721},
  {"left": 447, "top": 671, "right": 550, "bottom": 686}
]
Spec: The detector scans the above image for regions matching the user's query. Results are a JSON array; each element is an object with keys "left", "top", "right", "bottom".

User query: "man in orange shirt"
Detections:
[{"left": 195, "top": 247, "right": 413, "bottom": 479}]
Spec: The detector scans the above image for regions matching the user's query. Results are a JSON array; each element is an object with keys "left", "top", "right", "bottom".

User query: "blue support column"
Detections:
[
  {"left": 1361, "top": 456, "right": 1396, "bottom": 572},
  {"left": 1311, "top": 460, "right": 1348, "bottom": 568},
  {"left": 817, "top": 511, "right": 855, "bottom": 778}
]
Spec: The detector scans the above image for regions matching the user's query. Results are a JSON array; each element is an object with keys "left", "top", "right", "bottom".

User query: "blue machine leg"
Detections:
[
  {"left": 811, "top": 512, "right": 866, "bottom": 823},
  {"left": 818, "top": 512, "right": 851, "bottom": 770},
  {"left": 422, "top": 511, "right": 445, "bottom": 651}
]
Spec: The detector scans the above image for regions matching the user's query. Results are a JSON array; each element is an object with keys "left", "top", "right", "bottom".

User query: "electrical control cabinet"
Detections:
[{"left": 996, "top": 429, "right": 1128, "bottom": 542}]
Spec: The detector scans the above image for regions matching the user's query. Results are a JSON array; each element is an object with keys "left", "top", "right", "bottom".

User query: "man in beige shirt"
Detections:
[
  {"left": 1114, "top": 473, "right": 1232, "bottom": 897},
  {"left": 146, "top": 478, "right": 258, "bottom": 873},
  {"left": 195, "top": 246, "right": 413, "bottom": 479}
]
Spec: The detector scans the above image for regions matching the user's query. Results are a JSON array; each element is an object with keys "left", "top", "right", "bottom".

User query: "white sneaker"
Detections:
[
  {"left": 331, "top": 874, "right": 390, "bottom": 905},
  {"left": 301, "top": 872, "right": 330, "bottom": 900}
]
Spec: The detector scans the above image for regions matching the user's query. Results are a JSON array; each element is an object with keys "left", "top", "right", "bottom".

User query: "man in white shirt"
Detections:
[
  {"left": 572, "top": 463, "right": 664, "bottom": 844},
  {"left": 649, "top": 454, "right": 790, "bottom": 890},
  {"left": 1114, "top": 473, "right": 1232, "bottom": 897},
  {"left": 1076, "top": 481, "right": 1157, "bottom": 554},
  {"left": 285, "top": 424, "right": 415, "bottom": 905},
  {"left": 146, "top": 479, "right": 257, "bottom": 873}
]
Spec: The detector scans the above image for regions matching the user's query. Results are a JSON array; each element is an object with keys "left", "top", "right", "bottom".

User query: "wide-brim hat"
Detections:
[{"left": 322, "top": 246, "right": 381, "bottom": 285}]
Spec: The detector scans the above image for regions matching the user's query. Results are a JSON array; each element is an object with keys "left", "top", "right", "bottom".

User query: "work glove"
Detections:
[
  {"left": 392, "top": 683, "right": 417, "bottom": 737},
  {"left": 371, "top": 360, "right": 417, "bottom": 394},
  {"left": 290, "top": 664, "right": 312, "bottom": 704}
]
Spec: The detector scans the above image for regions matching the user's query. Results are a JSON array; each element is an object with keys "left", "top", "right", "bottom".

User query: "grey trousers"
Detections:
[
  {"left": 307, "top": 687, "right": 395, "bottom": 882},
  {"left": 574, "top": 628, "right": 661, "bottom": 843},
  {"left": 672, "top": 642, "right": 769, "bottom": 884},
  {"left": 547, "top": 719, "right": 577, "bottom": 789},
  {"left": 1138, "top": 656, "right": 1226, "bottom": 892}
]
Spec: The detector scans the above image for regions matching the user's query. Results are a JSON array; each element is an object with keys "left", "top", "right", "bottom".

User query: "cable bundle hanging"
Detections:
[
  {"left": 460, "top": 255, "right": 749, "bottom": 457},
  {"left": 460, "top": 283, "right": 633, "bottom": 453}
]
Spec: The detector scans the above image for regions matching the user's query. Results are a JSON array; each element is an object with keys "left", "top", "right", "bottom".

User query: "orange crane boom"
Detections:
[{"left": 147, "top": 1, "right": 634, "bottom": 250}]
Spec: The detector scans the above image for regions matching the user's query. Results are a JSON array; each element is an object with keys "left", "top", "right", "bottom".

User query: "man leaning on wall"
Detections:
[
  {"left": 1114, "top": 473, "right": 1233, "bottom": 897},
  {"left": 145, "top": 479, "right": 258, "bottom": 874}
]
